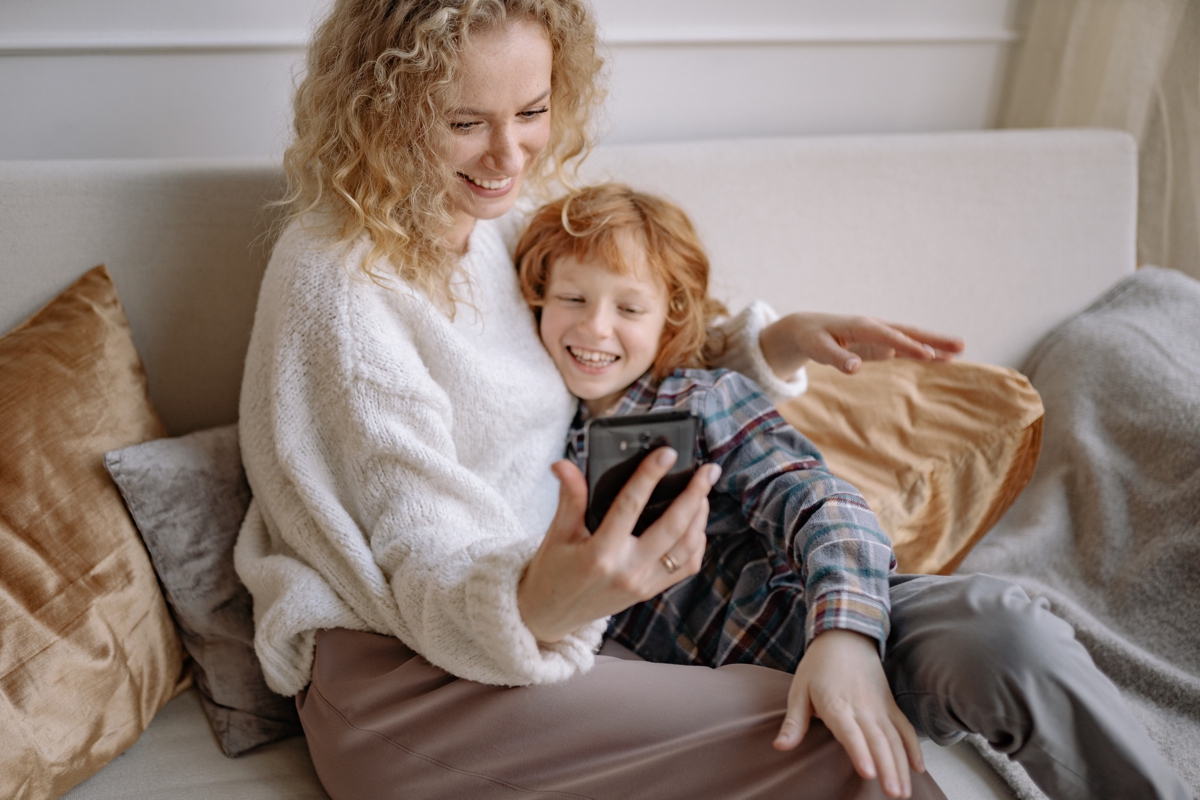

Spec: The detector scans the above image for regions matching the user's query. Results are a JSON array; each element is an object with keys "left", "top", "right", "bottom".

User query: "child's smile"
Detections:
[
  {"left": 538, "top": 235, "right": 669, "bottom": 416},
  {"left": 567, "top": 346, "right": 620, "bottom": 369}
]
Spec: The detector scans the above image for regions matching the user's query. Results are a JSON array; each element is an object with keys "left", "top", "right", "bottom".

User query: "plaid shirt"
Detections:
[{"left": 567, "top": 368, "right": 895, "bottom": 671}]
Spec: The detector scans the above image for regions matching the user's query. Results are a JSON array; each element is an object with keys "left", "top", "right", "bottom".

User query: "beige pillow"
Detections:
[
  {"left": 776, "top": 360, "right": 1044, "bottom": 575},
  {"left": 0, "top": 266, "right": 187, "bottom": 799}
]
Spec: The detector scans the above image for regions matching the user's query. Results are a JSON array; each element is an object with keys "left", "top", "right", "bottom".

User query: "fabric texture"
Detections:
[
  {"left": 296, "top": 574, "right": 1185, "bottom": 800},
  {"left": 566, "top": 368, "right": 894, "bottom": 668},
  {"left": 295, "top": 627, "right": 947, "bottom": 800},
  {"left": 0, "top": 265, "right": 187, "bottom": 799},
  {"left": 103, "top": 425, "right": 302, "bottom": 757},
  {"left": 960, "top": 266, "right": 1200, "bottom": 798},
  {"left": 885, "top": 574, "right": 1188, "bottom": 800},
  {"left": 777, "top": 359, "right": 1044, "bottom": 575},
  {"left": 234, "top": 213, "right": 796, "bottom": 696}
]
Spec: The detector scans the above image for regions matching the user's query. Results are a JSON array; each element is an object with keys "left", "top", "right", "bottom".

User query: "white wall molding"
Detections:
[
  {"left": 0, "top": 1, "right": 1020, "bottom": 158},
  {"left": 0, "top": 31, "right": 309, "bottom": 57},
  {"left": 0, "top": 26, "right": 1017, "bottom": 57},
  {"left": 602, "top": 26, "right": 1018, "bottom": 47}
]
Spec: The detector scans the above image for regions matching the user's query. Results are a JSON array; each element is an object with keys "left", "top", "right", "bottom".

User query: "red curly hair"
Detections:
[{"left": 515, "top": 183, "right": 728, "bottom": 380}]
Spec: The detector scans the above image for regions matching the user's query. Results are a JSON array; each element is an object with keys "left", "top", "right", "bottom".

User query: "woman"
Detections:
[{"left": 235, "top": 2, "right": 1185, "bottom": 799}]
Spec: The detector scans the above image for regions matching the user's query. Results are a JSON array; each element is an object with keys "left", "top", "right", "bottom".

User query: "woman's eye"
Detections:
[
  {"left": 450, "top": 121, "right": 479, "bottom": 132},
  {"left": 520, "top": 107, "right": 549, "bottom": 120}
]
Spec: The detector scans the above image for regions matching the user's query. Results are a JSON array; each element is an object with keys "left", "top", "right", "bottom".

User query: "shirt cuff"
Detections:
[
  {"left": 716, "top": 301, "right": 807, "bottom": 403},
  {"left": 806, "top": 590, "right": 890, "bottom": 660}
]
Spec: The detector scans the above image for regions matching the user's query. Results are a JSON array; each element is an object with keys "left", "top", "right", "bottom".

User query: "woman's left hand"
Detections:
[
  {"left": 759, "top": 313, "right": 965, "bottom": 379},
  {"left": 773, "top": 629, "right": 925, "bottom": 799}
]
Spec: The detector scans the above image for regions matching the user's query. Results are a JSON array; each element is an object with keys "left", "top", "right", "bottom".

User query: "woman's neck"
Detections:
[{"left": 447, "top": 212, "right": 477, "bottom": 255}]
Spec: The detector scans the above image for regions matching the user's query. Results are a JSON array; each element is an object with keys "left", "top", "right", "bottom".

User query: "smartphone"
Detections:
[{"left": 584, "top": 410, "right": 700, "bottom": 536}]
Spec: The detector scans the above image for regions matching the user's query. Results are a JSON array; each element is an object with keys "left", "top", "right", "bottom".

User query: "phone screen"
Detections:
[{"left": 584, "top": 410, "right": 699, "bottom": 535}]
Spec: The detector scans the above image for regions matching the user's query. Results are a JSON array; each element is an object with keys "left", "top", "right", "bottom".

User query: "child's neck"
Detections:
[
  {"left": 581, "top": 370, "right": 659, "bottom": 417},
  {"left": 583, "top": 393, "right": 623, "bottom": 418}
]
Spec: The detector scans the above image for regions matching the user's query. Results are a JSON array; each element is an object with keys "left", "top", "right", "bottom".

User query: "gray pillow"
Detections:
[{"left": 104, "top": 424, "right": 302, "bottom": 757}]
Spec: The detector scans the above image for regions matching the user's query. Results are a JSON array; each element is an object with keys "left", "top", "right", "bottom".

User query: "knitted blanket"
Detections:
[{"left": 958, "top": 266, "right": 1200, "bottom": 799}]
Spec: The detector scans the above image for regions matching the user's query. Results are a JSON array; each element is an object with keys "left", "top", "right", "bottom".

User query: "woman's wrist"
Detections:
[
  {"left": 759, "top": 315, "right": 809, "bottom": 379},
  {"left": 517, "top": 568, "right": 566, "bottom": 644}
]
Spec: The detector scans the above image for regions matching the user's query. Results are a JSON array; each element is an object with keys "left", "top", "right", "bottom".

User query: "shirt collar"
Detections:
[{"left": 573, "top": 370, "right": 663, "bottom": 426}]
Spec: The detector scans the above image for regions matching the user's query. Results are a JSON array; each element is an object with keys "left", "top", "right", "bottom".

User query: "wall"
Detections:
[{"left": 0, "top": 0, "right": 1018, "bottom": 159}]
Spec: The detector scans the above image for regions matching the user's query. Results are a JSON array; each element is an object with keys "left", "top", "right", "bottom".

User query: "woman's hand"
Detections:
[
  {"left": 774, "top": 630, "right": 925, "bottom": 799},
  {"left": 517, "top": 450, "right": 721, "bottom": 644},
  {"left": 760, "top": 313, "right": 966, "bottom": 379}
]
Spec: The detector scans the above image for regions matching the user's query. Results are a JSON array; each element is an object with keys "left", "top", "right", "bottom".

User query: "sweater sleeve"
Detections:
[
  {"left": 709, "top": 301, "right": 807, "bottom": 403},
  {"left": 236, "top": 230, "right": 605, "bottom": 695},
  {"left": 344, "top": 369, "right": 604, "bottom": 685}
]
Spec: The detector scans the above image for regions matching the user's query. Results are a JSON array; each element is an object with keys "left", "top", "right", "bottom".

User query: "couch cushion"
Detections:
[
  {"left": 0, "top": 265, "right": 187, "bottom": 799},
  {"left": 777, "top": 360, "right": 1044, "bottom": 574},
  {"left": 62, "top": 687, "right": 327, "bottom": 800},
  {"left": 104, "top": 426, "right": 302, "bottom": 757}
]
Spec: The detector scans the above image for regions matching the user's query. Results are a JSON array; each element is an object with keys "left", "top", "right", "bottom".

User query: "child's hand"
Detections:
[
  {"left": 773, "top": 629, "right": 925, "bottom": 799},
  {"left": 760, "top": 313, "right": 965, "bottom": 378}
]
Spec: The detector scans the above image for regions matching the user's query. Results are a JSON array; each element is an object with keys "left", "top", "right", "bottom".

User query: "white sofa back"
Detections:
[{"left": 0, "top": 130, "right": 1136, "bottom": 436}]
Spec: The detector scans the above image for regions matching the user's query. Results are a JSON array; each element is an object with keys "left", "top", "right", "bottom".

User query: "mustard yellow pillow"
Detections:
[
  {"left": 776, "top": 360, "right": 1043, "bottom": 575},
  {"left": 0, "top": 266, "right": 187, "bottom": 799}
]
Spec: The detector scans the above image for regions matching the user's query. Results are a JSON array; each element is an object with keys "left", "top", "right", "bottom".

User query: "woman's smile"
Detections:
[{"left": 458, "top": 172, "right": 516, "bottom": 195}]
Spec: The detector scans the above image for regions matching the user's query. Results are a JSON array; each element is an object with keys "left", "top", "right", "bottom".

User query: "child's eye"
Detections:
[
  {"left": 620, "top": 305, "right": 646, "bottom": 316},
  {"left": 555, "top": 294, "right": 584, "bottom": 305}
]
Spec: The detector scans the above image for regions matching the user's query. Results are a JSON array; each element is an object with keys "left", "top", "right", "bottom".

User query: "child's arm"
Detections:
[
  {"left": 702, "top": 371, "right": 893, "bottom": 655},
  {"left": 700, "top": 371, "right": 923, "bottom": 798},
  {"left": 776, "top": 628, "right": 924, "bottom": 799}
]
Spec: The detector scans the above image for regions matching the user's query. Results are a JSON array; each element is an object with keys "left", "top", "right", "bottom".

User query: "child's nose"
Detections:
[{"left": 581, "top": 305, "right": 614, "bottom": 338}]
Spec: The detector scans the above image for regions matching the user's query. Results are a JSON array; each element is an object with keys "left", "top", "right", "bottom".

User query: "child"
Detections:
[
  {"left": 515, "top": 182, "right": 893, "bottom": 673},
  {"left": 514, "top": 183, "right": 1190, "bottom": 800}
]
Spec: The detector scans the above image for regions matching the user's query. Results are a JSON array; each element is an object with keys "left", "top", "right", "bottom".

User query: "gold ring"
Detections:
[{"left": 661, "top": 553, "right": 679, "bottom": 574}]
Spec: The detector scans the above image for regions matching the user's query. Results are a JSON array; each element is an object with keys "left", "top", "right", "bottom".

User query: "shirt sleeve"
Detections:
[
  {"left": 701, "top": 371, "right": 894, "bottom": 656},
  {"left": 709, "top": 301, "right": 807, "bottom": 403}
]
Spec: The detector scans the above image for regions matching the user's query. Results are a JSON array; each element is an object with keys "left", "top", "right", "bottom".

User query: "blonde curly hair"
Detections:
[{"left": 281, "top": 0, "right": 604, "bottom": 311}]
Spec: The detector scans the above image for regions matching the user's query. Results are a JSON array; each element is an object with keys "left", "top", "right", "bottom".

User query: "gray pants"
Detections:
[
  {"left": 886, "top": 574, "right": 1187, "bottom": 800},
  {"left": 296, "top": 574, "right": 1188, "bottom": 799}
]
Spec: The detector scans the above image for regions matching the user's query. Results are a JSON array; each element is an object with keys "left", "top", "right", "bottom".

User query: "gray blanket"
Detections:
[{"left": 958, "top": 266, "right": 1200, "bottom": 799}]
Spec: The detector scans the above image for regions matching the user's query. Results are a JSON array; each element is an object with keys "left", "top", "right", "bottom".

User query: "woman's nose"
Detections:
[{"left": 483, "top": 123, "right": 522, "bottom": 174}]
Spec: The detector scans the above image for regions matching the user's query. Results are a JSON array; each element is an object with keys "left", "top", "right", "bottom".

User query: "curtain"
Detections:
[{"left": 998, "top": 0, "right": 1200, "bottom": 280}]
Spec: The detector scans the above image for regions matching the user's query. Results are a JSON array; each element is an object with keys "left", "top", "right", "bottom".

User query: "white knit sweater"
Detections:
[{"left": 235, "top": 210, "right": 803, "bottom": 695}]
